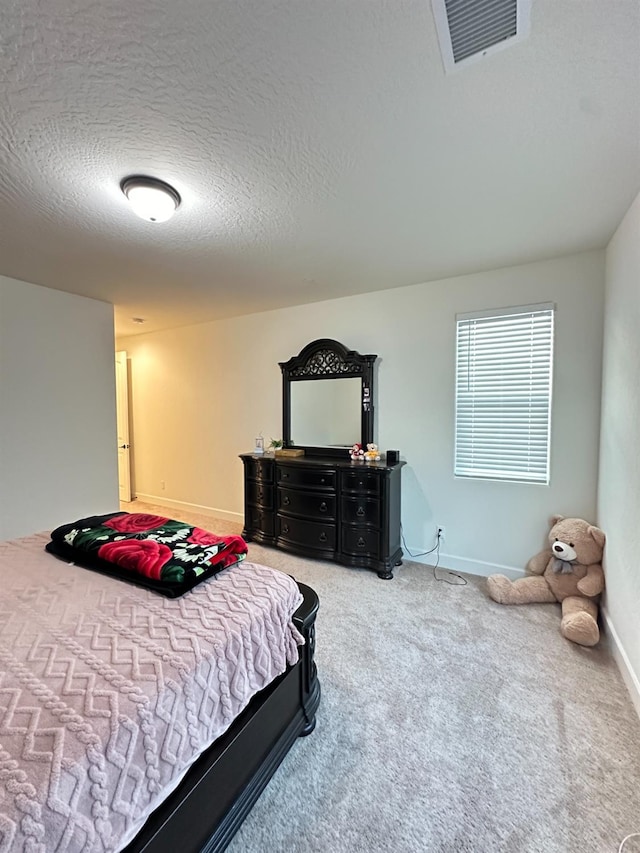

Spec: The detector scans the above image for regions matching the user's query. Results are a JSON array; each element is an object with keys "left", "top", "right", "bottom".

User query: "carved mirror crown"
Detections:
[{"left": 287, "top": 343, "right": 368, "bottom": 377}]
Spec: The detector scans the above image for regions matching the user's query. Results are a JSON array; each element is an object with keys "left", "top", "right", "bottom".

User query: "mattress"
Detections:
[{"left": 0, "top": 532, "right": 304, "bottom": 853}]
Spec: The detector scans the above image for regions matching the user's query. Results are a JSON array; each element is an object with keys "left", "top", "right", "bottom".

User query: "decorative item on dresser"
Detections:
[{"left": 240, "top": 338, "right": 405, "bottom": 579}]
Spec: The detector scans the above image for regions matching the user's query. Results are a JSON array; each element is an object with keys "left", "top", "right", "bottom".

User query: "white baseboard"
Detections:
[
  {"left": 601, "top": 606, "right": 640, "bottom": 721},
  {"left": 133, "top": 493, "right": 244, "bottom": 525},
  {"left": 404, "top": 548, "right": 525, "bottom": 580}
]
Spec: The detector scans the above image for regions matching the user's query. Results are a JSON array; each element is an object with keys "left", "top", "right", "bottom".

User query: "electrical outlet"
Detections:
[{"left": 437, "top": 525, "right": 446, "bottom": 542}]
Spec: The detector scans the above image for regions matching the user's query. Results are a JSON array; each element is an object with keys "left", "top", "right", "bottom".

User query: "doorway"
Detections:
[{"left": 115, "top": 351, "right": 132, "bottom": 502}]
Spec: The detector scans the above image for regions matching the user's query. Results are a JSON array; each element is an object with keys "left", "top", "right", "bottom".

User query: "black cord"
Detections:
[
  {"left": 401, "top": 525, "right": 467, "bottom": 586},
  {"left": 400, "top": 524, "right": 438, "bottom": 558},
  {"left": 430, "top": 537, "right": 467, "bottom": 586}
]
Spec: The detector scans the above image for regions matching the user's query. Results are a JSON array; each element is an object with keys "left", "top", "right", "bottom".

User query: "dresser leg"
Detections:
[
  {"left": 377, "top": 568, "right": 394, "bottom": 580},
  {"left": 300, "top": 716, "right": 317, "bottom": 736}
]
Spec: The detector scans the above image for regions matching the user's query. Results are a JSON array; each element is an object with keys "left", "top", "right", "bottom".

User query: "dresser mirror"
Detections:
[{"left": 280, "top": 338, "right": 377, "bottom": 457}]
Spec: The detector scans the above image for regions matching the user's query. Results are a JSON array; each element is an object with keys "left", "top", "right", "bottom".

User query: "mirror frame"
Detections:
[{"left": 279, "top": 338, "right": 377, "bottom": 457}]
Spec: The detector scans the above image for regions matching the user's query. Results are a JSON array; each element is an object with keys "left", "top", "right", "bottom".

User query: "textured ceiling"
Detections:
[{"left": 1, "top": 0, "right": 639, "bottom": 336}]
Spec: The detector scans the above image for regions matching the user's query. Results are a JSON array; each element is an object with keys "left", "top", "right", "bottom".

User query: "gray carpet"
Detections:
[{"left": 127, "top": 503, "right": 640, "bottom": 853}]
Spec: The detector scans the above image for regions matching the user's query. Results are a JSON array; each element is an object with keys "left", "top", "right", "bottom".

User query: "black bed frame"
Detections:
[{"left": 123, "top": 581, "right": 320, "bottom": 853}]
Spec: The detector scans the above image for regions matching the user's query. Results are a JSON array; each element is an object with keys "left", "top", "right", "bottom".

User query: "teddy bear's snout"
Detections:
[{"left": 553, "top": 541, "right": 577, "bottom": 561}]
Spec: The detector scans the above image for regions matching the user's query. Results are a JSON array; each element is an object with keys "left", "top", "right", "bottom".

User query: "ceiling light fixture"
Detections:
[{"left": 120, "top": 176, "right": 181, "bottom": 223}]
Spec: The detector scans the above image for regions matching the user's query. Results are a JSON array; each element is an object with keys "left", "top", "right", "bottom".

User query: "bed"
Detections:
[{"left": 0, "top": 522, "right": 320, "bottom": 853}]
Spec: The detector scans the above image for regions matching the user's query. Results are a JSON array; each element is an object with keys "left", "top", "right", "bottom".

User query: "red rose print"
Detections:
[
  {"left": 104, "top": 513, "right": 169, "bottom": 534},
  {"left": 98, "top": 539, "right": 172, "bottom": 579},
  {"left": 187, "top": 527, "right": 223, "bottom": 547},
  {"left": 206, "top": 535, "right": 247, "bottom": 564}
]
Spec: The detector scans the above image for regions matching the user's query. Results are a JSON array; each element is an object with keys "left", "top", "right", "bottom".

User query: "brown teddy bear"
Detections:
[{"left": 486, "top": 516, "right": 605, "bottom": 647}]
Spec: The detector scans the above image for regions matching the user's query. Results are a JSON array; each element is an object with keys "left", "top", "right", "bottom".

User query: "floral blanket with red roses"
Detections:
[{"left": 46, "top": 512, "right": 248, "bottom": 597}]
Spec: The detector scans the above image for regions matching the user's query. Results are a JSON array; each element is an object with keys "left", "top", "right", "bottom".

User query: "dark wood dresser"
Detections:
[{"left": 240, "top": 454, "right": 405, "bottom": 578}]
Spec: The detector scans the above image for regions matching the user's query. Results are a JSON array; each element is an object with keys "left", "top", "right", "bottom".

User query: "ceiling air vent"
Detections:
[{"left": 432, "top": 0, "right": 531, "bottom": 73}]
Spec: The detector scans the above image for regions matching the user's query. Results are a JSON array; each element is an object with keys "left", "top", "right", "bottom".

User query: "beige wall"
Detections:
[
  {"left": 119, "top": 249, "right": 605, "bottom": 576},
  {"left": 0, "top": 275, "right": 119, "bottom": 538},
  {"left": 599, "top": 190, "right": 640, "bottom": 709}
]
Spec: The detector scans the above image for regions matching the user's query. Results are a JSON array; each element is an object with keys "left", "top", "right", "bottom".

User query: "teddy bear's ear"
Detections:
[
  {"left": 551, "top": 514, "right": 565, "bottom": 526},
  {"left": 588, "top": 525, "right": 606, "bottom": 549}
]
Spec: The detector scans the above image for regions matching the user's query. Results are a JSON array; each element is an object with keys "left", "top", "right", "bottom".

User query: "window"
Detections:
[{"left": 454, "top": 303, "right": 554, "bottom": 484}]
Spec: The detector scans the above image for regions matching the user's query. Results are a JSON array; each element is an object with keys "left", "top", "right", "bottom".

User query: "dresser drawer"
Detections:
[
  {"left": 341, "top": 496, "right": 380, "bottom": 526},
  {"left": 247, "top": 506, "right": 274, "bottom": 536},
  {"left": 277, "top": 516, "right": 336, "bottom": 551},
  {"left": 247, "top": 480, "right": 273, "bottom": 508},
  {"left": 278, "top": 488, "right": 336, "bottom": 520},
  {"left": 342, "top": 470, "right": 382, "bottom": 494},
  {"left": 244, "top": 458, "right": 274, "bottom": 483},
  {"left": 342, "top": 527, "right": 380, "bottom": 558},
  {"left": 277, "top": 466, "right": 336, "bottom": 490}
]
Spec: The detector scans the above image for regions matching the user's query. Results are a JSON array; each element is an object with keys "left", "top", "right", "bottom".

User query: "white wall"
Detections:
[
  {"left": 599, "top": 191, "right": 640, "bottom": 712},
  {"left": 119, "top": 249, "right": 604, "bottom": 575},
  {"left": 0, "top": 275, "right": 119, "bottom": 538}
]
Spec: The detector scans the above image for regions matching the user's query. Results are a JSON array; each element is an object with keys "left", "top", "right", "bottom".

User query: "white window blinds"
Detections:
[{"left": 455, "top": 303, "right": 554, "bottom": 484}]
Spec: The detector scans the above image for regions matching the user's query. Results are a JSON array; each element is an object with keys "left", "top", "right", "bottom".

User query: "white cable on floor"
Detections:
[{"left": 619, "top": 832, "right": 640, "bottom": 852}]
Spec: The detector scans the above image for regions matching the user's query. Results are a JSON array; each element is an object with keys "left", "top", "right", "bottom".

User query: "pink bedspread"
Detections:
[{"left": 0, "top": 532, "right": 303, "bottom": 852}]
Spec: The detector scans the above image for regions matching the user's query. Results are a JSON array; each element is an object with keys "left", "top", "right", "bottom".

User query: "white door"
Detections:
[{"left": 115, "top": 351, "right": 132, "bottom": 502}]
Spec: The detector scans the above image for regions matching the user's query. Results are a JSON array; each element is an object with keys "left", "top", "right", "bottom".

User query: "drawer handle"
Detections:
[
  {"left": 358, "top": 480, "right": 364, "bottom": 487},
  {"left": 283, "top": 495, "right": 290, "bottom": 506},
  {"left": 319, "top": 532, "right": 327, "bottom": 543},
  {"left": 282, "top": 524, "right": 290, "bottom": 535},
  {"left": 357, "top": 537, "right": 366, "bottom": 548},
  {"left": 319, "top": 501, "right": 327, "bottom": 513},
  {"left": 320, "top": 477, "right": 326, "bottom": 484},
  {"left": 356, "top": 506, "right": 365, "bottom": 517},
  {"left": 282, "top": 473, "right": 289, "bottom": 479}
]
